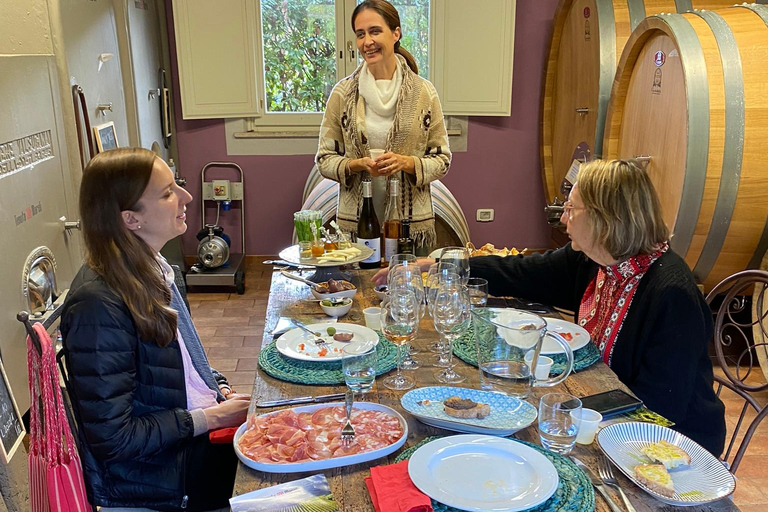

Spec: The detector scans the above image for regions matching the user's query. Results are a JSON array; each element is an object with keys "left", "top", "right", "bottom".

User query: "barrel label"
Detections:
[
  {"left": 584, "top": 20, "right": 591, "bottom": 41},
  {"left": 583, "top": 7, "right": 590, "bottom": 18},
  {"left": 652, "top": 68, "right": 662, "bottom": 96},
  {"left": 654, "top": 51, "right": 666, "bottom": 67}
]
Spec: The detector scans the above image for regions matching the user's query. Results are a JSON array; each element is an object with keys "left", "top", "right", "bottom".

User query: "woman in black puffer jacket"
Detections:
[{"left": 61, "top": 148, "right": 249, "bottom": 511}]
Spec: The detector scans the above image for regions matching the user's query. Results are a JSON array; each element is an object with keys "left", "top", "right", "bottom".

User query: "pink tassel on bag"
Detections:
[{"left": 27, "top": 323, "right": 91, "bottom": 512}]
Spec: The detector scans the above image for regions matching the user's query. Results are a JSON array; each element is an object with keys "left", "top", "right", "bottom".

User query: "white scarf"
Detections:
[{"left": 358, "top": 62, "right": 403, "bottom": 119}]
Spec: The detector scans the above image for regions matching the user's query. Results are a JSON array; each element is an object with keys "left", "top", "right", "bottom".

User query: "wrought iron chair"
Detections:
[{"left": 706, "top": 269, "right": 768, "bottom": 474}]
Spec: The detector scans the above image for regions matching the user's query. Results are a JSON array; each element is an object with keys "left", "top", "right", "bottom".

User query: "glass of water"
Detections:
[
  {"left": 342, "top": 342, "right": 377, "bottom": 393},
  {"left": 466, "top": 277, "right": 488, "bottom": 308},
  {"left": 538, "top": 393, "right": 582, "bottom": 454}
]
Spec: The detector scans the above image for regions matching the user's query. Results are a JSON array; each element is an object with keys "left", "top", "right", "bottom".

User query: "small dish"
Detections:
[
  {"left": 374, "top": 284, "right": 388, "bottom": 301},
  {"left": 311, "top": 281, "right": 357, "bottom": 300},
  {"left": 320, "top": 297, "right": 353, "bottom": 317}
]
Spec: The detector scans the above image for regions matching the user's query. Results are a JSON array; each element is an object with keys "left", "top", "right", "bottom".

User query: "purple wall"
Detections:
[{"left": 167, "top": 0, "right": 559, "bottom": 255}]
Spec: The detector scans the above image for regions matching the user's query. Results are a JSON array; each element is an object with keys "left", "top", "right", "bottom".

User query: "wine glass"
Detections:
[
  {"left": 380, "top": 293, "right": 419, "bottom": 390},
  {"left": 439, "top": 246, "right": 470, "bottom": 285},
  {"left": 388, "top": 262, "right": 424, "bottom": 370},
  {"left": 424, "top": 262, "right": 457, "bottom": 356},
  {"left": 433, "top": 274, "right": 471, "bottom": 383}
]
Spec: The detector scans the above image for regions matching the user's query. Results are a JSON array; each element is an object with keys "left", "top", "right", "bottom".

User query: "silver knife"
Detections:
[
  {"left": 570, "top": 456, "right": 625, "bottom": 512},
  {"left": 256, "top": 393, "right": 346, "bottom": 408}
]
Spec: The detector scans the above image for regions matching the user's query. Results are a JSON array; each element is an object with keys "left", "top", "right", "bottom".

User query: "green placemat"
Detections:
[
  {"left": 395, "top": 436, "right": 595, "bottom": 512},
  {"left": 258, "top": 332, "right": 399, "bottom": 385},
  {"left": 453, "top": 326, "right": 601, "bottom": 374}
]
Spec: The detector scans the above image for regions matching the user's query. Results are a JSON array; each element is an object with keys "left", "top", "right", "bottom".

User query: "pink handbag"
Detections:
[{"left": 27, "top": 323, "right": 91, "bottom": 512}]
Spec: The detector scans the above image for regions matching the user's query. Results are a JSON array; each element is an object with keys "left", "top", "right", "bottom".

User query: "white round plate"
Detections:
[
  {"left": 234, "top": 401, "right": 407, "bottom": 473},
  {"left": 408, "top": 434, "right": 559, "bottom": 511},
  {"left": 541, "top": 317, "right": 590, "bottom": 355},
  {"left": 400, "top": 387, "right": 537, "bottom": 436},
  {"left": 597, "top": 422, "right": 736, "bottom": 506},
  {"left": 276, "top": 322, "right": 378, "bottom": 362},
  {"left": 279, "top": 242, "right": 373, "bottom": 267}
]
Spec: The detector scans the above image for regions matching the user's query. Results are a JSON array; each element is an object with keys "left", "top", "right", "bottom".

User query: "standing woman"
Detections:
[
  {"left": 316, "top": 0, "right": 451, "bottom": 251},
  {"left": 60, "top": 148, "right": 249, "bottom": 511}
]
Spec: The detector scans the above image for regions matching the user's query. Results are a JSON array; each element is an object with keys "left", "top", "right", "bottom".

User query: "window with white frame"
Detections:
[{"left": 253, "top": 0, "right": 430, "bottom": 124}]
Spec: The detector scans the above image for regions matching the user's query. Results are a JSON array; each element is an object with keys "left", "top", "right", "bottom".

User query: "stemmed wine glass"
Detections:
[
  {"left": 433, "top": 272, "right": 470, "bottom": 383},
  {"left": 388, "top": 262, "right": 424, "bottom": 370},
  {"left": 380, "top": 291, "right": 419, "bottom": 390},
  {"left": 424, "top": 261, "right": 458, "bottom": 362},
  {"left": 439, "top": 246, "right": 470, "bottom": 285}
]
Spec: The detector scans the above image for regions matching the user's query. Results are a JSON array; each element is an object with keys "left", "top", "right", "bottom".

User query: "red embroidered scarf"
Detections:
[{"left": 578, "top": 242, "right": 669, "bottom": 365}]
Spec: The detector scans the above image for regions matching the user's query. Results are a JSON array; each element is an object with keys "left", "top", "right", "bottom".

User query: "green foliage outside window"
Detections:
[{"left": 260, "top": 0, "right": 430, "bottom": 114}]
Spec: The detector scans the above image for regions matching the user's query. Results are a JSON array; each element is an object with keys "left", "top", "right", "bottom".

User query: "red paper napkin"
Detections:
[
  {"left": 208, "top": 427, "right": 238, "bottom": 444},
  {"left": 365, "top": 460, "right": 432, "bottom": 512}
]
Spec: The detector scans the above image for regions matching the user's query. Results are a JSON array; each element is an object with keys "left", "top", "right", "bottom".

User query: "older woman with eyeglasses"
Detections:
[
  {"left": 472, "top": 159, "right": 725, "bottom": 455},
  {"left": 374, "top": 159, "right": 726, "bottom": 455}
]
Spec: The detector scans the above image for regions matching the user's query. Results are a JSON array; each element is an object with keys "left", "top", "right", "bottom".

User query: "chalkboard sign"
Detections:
[
  {"left": 93, "top": 121, "right": 119, "bottom": 153},
  {"left": 0, "top": 358, "right": 25, "bottom": 463}
]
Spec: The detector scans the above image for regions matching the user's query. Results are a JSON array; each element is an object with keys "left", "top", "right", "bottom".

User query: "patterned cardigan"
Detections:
[{"left": 315, "top": 54, "right": 451, "bottom": 248}]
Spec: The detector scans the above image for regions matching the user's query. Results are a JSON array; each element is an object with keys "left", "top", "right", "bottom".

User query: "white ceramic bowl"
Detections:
[
  {"left": 374, "top": 284, "right": 388, "bottom": 301},
  {"left": 320, "top": 298, "right": 353, "bottom": 317},
  {"left": 310, "top": 280, "right": 357, "bottom": 300}
]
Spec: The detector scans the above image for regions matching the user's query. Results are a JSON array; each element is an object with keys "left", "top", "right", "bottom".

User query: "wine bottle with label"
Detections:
[
  {"left": 357, "top": 180, "right": 382, "bottom": 269},
  {"left": 382, "top": 178, "right": 402, "bottom": 264},
  {"left": 397, "top": 219, "right": 414, "bottom": 255}
]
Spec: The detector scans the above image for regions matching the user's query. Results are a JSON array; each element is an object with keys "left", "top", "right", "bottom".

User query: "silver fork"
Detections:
[
  {"left": 598, "top": 455, "right": 637, "bottom": 512},
  {"left": 341, "top": 390, "right": 356, "bottom": 445},
  {"left": 292, "top": 320, "right": 329, "bottom": 348}
]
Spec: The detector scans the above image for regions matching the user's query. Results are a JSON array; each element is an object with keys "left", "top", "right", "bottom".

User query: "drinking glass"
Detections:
[
  {"left": 380, "top": 294, "right": 419, "bottom": 390},
  {"left": 424, "top": 261, "right": 457, "bottom": 355},
  {"left": 439, "top": 246, "right": 470, "bottom": 285},
  {"left": 389, "top": 253, "right": 417, "bottom": 270},
  {"left": 342, "top": 342, "right": 377, "bottom": 393},
  {"left": 388, "top": 262, "right": 425, "bottom": 370},
  {"left": 538, "top": 393, "right": 582, "bottom": 454},
  {"left": 466, "top": 277, "right": 488, "bottom": 309},
  {"left": 433, "top": 273, "right": 470, "bottom": 383}
]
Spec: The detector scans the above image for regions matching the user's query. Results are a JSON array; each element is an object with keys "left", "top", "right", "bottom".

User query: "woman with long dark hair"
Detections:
[
  {"left": 316, "top": 0, "right": 451, "bottom": 251},
  {"left": 61, "top": 148, "right": 249, "bottom": 511}
]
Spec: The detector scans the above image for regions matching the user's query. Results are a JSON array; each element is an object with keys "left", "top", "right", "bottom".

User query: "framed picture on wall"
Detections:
[
  {"left": 93, "top": 121, "right": 119, "bottom": 153},
  {"left": 161, "top": 87, "right": 172, "bottom": 138}
]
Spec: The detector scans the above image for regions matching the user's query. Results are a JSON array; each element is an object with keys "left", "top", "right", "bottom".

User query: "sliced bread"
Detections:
[
  {"left": 640, "top": 440, "right": 691, "bottom": 469},
  {"left": 634, "top": 463, "right": 675, "bottom": 497},
  {"left": 443, "top": 396, "right": 491, "bottom": 419}
]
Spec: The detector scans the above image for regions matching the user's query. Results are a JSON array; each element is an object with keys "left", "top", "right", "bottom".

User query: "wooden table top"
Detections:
[{"left": 233, "top": 268, "right": 740, "bottom": 512}]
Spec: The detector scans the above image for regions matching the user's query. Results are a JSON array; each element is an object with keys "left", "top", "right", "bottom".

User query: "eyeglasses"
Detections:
[{"left": 562, "top": 201, "right": 586, "bottom": 220}]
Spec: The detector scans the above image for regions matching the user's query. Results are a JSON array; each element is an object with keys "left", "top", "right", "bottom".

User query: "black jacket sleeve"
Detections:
[
  {"left": 62, "top": 287, "right": 194, "bottom": 463},
  {"left": 469, "top": 244, "right": 597, "bottom": 311}
]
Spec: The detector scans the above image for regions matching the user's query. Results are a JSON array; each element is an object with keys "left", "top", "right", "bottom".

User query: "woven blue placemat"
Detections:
[
  {"left": 258, "top": 331, "right": 398, "bottom": 385},
  {"left": 395, "top": 436, "right": 595, "bottom": 512},
  {"left": 453, "top": 326, "right": 601, "bottom": 374}
]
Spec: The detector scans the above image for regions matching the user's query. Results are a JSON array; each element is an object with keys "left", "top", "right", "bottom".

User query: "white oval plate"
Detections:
[
  {"left": 597, "top": 422, "right": 736, "bottom": 506},
  {"left": 276, "top": 322, "right": 379, "bottom": 362},
  {"left": 401, "top": 386, "right": 537, "bottom": 436},
  {"left": 234, "top": 401, "right": 407, "bottom": 473},
  {"left": 541, "top": 317, "right": 590, "bottom": 355},
  {"left": 279, "top": 242, "right": 374, "bottom": 267},
  {"left": 408, "top": 434, "right": 558, "bottom": 511}
]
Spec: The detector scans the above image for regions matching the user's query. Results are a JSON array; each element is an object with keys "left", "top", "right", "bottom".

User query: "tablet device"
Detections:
[{"left": 579, "top": 389, "right": 643, "bottom": 418}]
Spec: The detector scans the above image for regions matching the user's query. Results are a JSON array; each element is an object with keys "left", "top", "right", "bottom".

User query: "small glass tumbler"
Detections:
[
  {"left": 342, "top": 342, "right": 377, "bottom": 393},
  {"left": 538, "top": 393, "right": 582, "bottom": 454}
]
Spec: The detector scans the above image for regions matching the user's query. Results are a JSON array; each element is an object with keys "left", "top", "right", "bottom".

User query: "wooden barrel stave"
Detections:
[{"left": 603, "top": 5, "right": 768, "bottom": 291}]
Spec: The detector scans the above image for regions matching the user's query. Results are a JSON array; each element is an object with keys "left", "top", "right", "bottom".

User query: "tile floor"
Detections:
[{"left": 188, "top": 257, "right": 768, "bottom": 510}]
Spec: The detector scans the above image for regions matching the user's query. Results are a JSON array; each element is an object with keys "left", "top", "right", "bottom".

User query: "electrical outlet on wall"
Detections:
[{"left": 476, "top": 209, "right": 494, "bottom": 222}]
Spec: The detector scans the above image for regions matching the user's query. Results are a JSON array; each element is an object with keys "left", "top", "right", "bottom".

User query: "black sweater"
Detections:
[{"left": 471, "top": 244, "right": 726, "bottom": 456}]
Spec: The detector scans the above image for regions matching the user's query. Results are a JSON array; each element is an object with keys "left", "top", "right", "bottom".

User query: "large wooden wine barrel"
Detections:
[
  {"left": 541, "top": 0, "right": 737, "bottom": 205},
  {"left": 296, "top": 166, "right": 471, "bottom": 250},
  {"left": 602, "top": 4, "right": 768, "bottom": 291}
]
